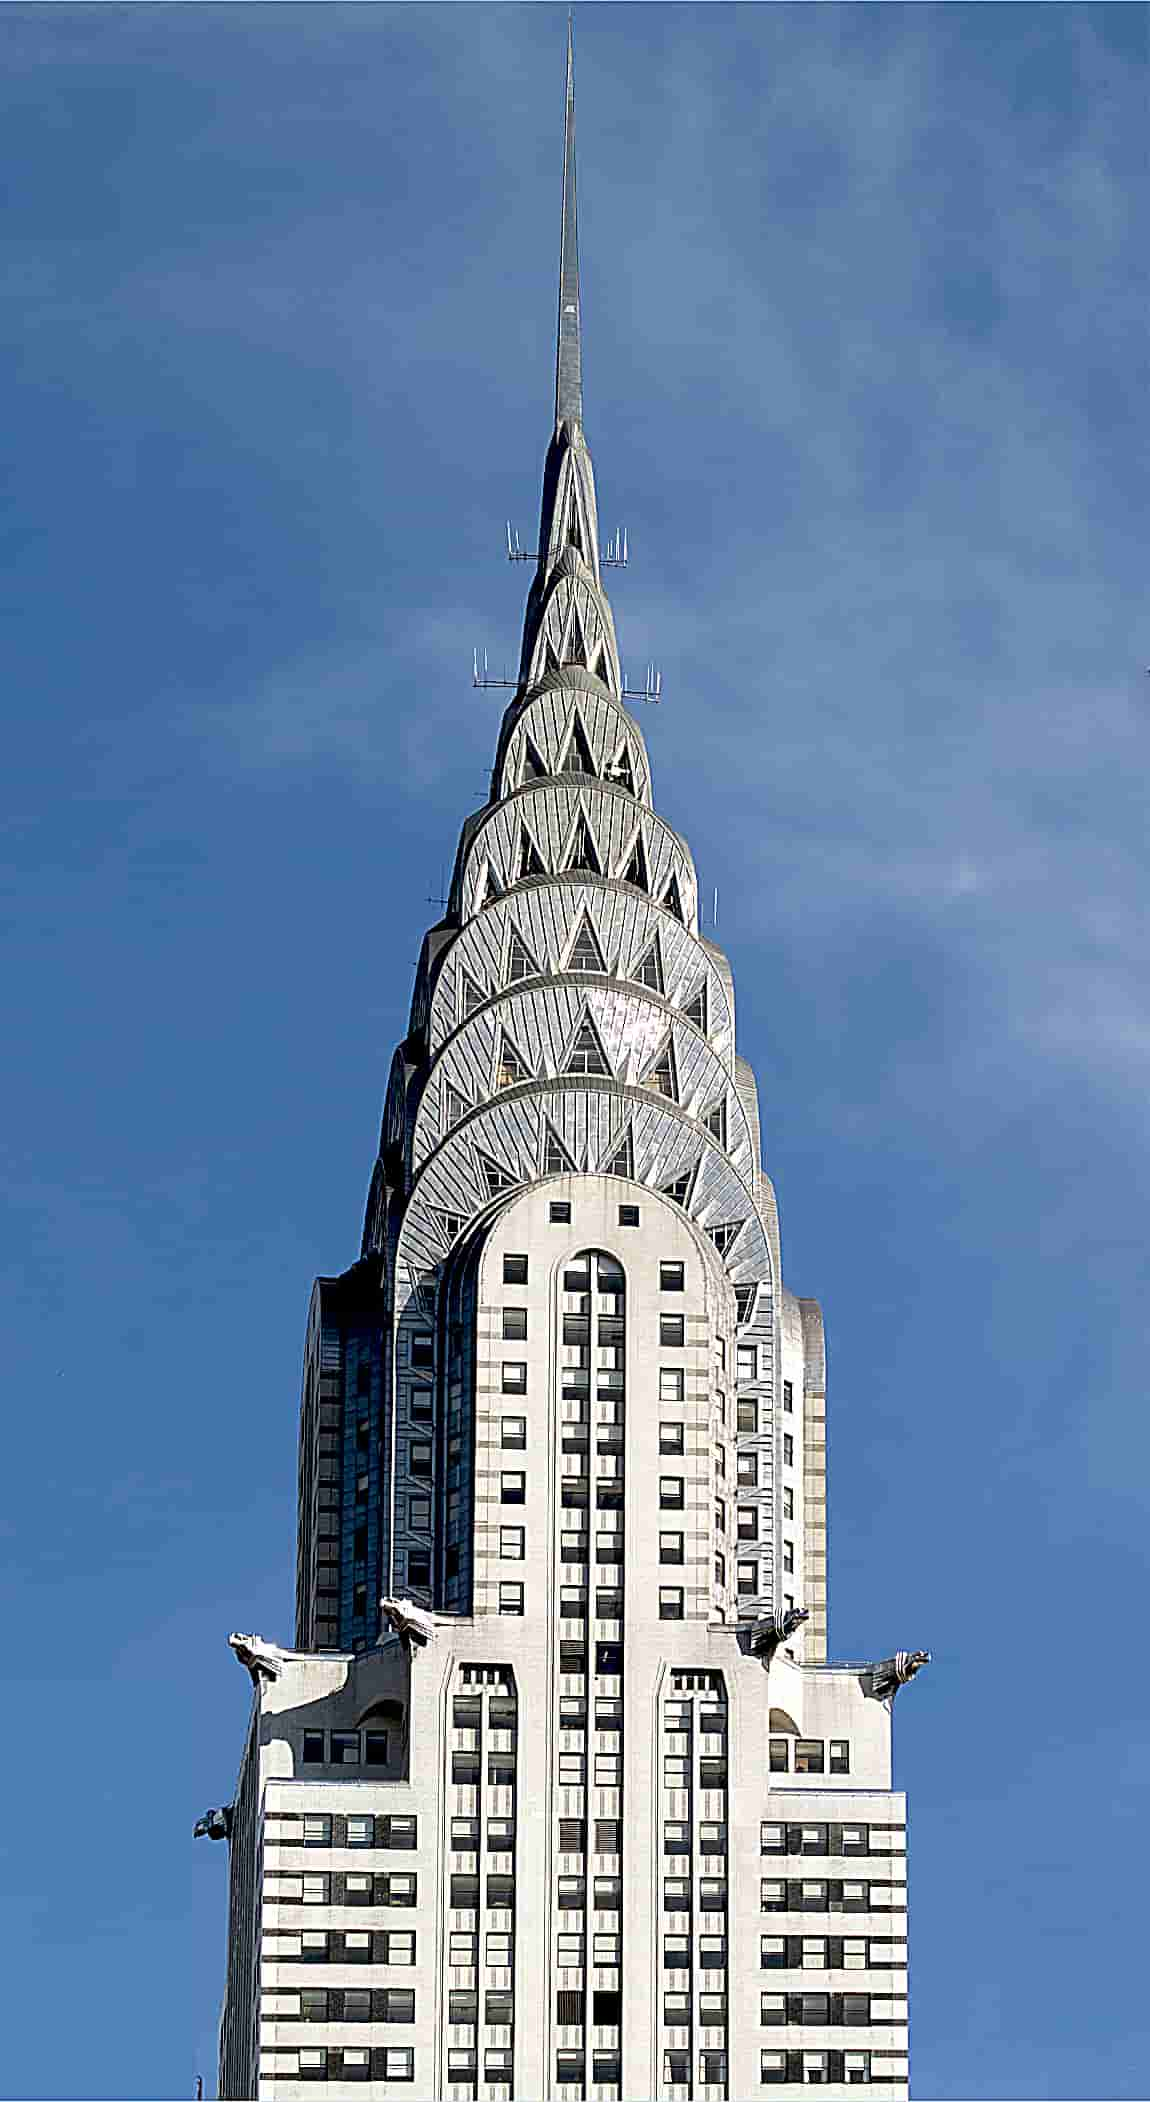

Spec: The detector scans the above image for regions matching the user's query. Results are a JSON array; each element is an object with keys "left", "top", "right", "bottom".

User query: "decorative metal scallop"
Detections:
[
  {"left": 456, "top": 784, "right": 697, "bottom": 931},
  {"left": 425, "top": 885, "right": 733, "bottom": 1057},
  {"left": 495, "top": 686, "right": 652, "bottom": 806}
]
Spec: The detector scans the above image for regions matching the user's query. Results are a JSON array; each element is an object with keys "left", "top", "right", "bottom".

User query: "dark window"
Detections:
[
  {"left": 331, "top": 1732, "right": 360, "bottom": 1765},
  {"left": 660, "top": 1477, "right": 685, "bottom": 1509},
  {"left": 769, "top": 1739, "right": 790, "bottom": 1773},
  {"left": 364, "top": 1732, "right": 389, "bottom": 1766},
  {"left": 660, "top": 1313, "right": 685, "bottom": 1346},
  {"left": 783, "top": 1380, "right": 794, "bottom": 1412},
  {"left": 796, "top": 1740, "right": 825, "bottom": 1774},
  {"left": 618, "top": 1204, "right": 640, "bottom": 1226},
  {"left": 550, "top": 1202, "right": 572, "bottom": 1224},
  {"left": 595, "top": 1820, "right": 621, "bottom": 1855},
  {"left": 449, "top": 1989, "right": 478, "bottom": 2024},
  {"left": 502, "top": 1308, "right": 527, "bottom": 1340},
  {"left": 410, "top": 1334, "right": 433, "bottom": 1368},
  {"left": 659, "top": 1587, "right": 684, "bottom": 1620},
  {"left": 556, "top": 1988, "right": 583, "bottom": 2027},
  {"left": 406, "top": 1552, "right": 430, "bottom": 1587},
  {"left": 660, "top": 1262, "right": 685, "bottom": 1292},
  {"left": 830, "top": 1740, "right": 850, "bottom": 1775},
  {"left": 737, "top": 1398, "right": 758, "bottom": 1434},
  {"left": 659, "top": 1423, "right": 685, "bottom": 1455},
  {"left": 302, "top": 1732, "right": 325, "bottom": 1764},
  {"left": 503, "top": 1254, "right": 528, "bottom": 1285},
  {"left": 596, "top": 1641, "right": 623, "bottom": 1674},
  {"left": 593, "top": 1990, "right": 622, "bottom": 2025}
]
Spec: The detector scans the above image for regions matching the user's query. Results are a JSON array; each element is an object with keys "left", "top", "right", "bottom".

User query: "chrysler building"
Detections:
[{"left": 204, "top": 30, "right": 928, "bottom": 2100}]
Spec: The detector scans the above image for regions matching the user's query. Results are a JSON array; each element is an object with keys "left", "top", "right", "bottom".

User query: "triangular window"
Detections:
[
  {"left": 544, "top": 638, "right": 562, "bottom": 675},
  {"left": 460, "top": 969, "right": 486, "bottom": 1020},
  {"left": 506, "top": 927, "right": 540, "bottom": 985},
  {"left": 702, "top": 1097, "right": 727, "bottom": 1147},
  {"left": 661, "top": 1162, "right": 697, "bottom": 1207},
  {"left": 517, "top": 825, "right": 546, "bottom": 880},
  {"left": 438, "top": 1211, "right": 464, "bottom": 1244},
  {"left": 521, "top": 738, "right": 547, "bottom": 783},
  {"left": 682, "top": 980, "right": 708, "bottom": 1032},
  {"left": 542, "top": 1119, "right": 578, "bottom": 1176},
  {"left": 495, "top": 1032, "right": 531, "bottom": 1090},
  {"left": 620, "top": 831, "right": 649, "bottom": 892},
  {"left": 642, "top": 1036, "right": 678, "bottom": 1101},
  {"left": 567, "top": 506, "right": 583, "bottom": 555},
  {"left": 565, "top": 1014, "right": 611, "bottom": 1077},
  {"left": 607, "top": 743, "right": 635, "bottom": 794},
  {"left": 662, "top": 874, "right": 685, "bottom": 923},
  {"left": 603, "top": 1127, "right": 634, "bottom": 1178},
  {"left": 707, "top": 1222, "right": 744, "bottom": 1256},
  {"left": 559, "top": 712, "right": 597, "bottom": 776},
  {"left": 477, "top": 1150, "right": 517, "bottom": 1197},
  {"left": 734, "top": 1284, "right": 757, "bottom": 1325},
  {"left": 566, "top": 914, "right": 607, "bottom": 974},
  {"left": 632, "top": 938, "right": 663, "bottom": 994},
  {"left": 444, "top": 1082, "right": 470, "bottom": 1130},
  {"left": 563, "top": 602, "right": 588, "bottom": 669},
  {"left": 481, "top": 865, "right": 501, "bottom": 908},
  {"left": 590, "top": 641, "right": 611, "bottom": 685},
  {"left": 566, "top": 815, "right": 602, "bottom": 876}
]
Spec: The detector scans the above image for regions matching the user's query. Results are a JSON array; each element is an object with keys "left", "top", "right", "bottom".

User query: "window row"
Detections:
[
  {"left": 762, "top": 2049, "right": 881, "bottom": 2085},
  {"left": 445, "top": 2048, "right": 514, "bottom": 2080},
  {"left": 264, "top": 2048, "right": 413, "bottom": 2082},
  {"left": 770, "top": 1737, "right": 849, "bottom": 1775},
  {"left": 267, "top": 1873, "right": 417, "bottom": 1906},
  {"left": 761, "top": 1880, "right": 902, "bottom": 1914},
  {"left": 556, "top": 2052, "right": 622, "bottom": 2086},
  {"left": 660, "top": 1992, "right": 728, "bottom": 2025},
  {"left": 267, "top": 1988, "right": 414, "bottom": 2022},
  {"left": 662, "top": 1876, "right": 726, "bottom": 1911},
  {"left": 449, "top": 1874, "right": 516, "bottom": 1910},
  {"left": 662, "top": 2052, "right": 728, "bottom": 2084},
  {"left": 662, "top": 1935, "right": 727, "bottom": 1968},
  {"left": 446, "top": 1987, "right": 512, "bottom": 2025},
  {"left": 553, "top": 1931, "right": 622, "bottom": 1966},
  {"left": 761, "top": 1823, "right": 903, "bottom": 1857},
  {"left": 278, "top": 1814, "right": 416, "bottom": 1851},
  {"left": 446, "top": 1931, "right": 514, "bottom": 1966},
  {"left": 556, "top": 1875, "right": 622, "bottom": 1911},
  {"left": 450, "top": 1754, "right": 517, "bottom": 1786},
  {"left": 264, "top": 1929, "right": 413, "bottom": 1964},
  {"left": 761, "top": 1991, "right": 899, "bottom": 2025},
  {"left": 300, "top": 1729, "right": 390, "bottom": 1768},
  {"left": 761, "top": 1936, "right": 907, "bottom": 1971}
]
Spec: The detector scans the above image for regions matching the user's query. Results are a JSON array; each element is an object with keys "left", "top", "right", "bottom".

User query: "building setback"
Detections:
[{"left": 204, "top": 30, "right": 929, "bottom": 2102}]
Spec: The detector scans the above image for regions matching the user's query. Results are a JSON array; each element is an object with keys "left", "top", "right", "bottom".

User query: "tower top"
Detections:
[{"left": 555, "top": 16, "right": 582, "bottom": 431}]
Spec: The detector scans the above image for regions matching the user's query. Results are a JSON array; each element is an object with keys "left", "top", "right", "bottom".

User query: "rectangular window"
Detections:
[
  {"left": 802, "top": 1937, "right": 827, "bottom": 1969},
  {"left": 844, "top": 2055, "right": 872, "bottom": 2086},
  {"left": 737, "top": 1561, "right": 758, "bottom": 1596},
  {"left": 796, "top": 1739, "right": 824, "bottom": 1774},
  {"left": 659, "top": 1531, "right": 685, "bottom": 1564},
  {"left": 660, "top": 1262, "right": 685, "bottom": 1292},
  {"left": 550, "top": 1201, "right": 572, "bottom": 1224},
  {"left": 761, "top": 1823, "right": 785, "bottom": 1854},
  {"left": 760, "top": 1936, "right": 786, "bottom": 1969},
  {"left": 408, "top": 1494, "right": 430, "bottom": 1530},
  {"left": 664, "top": 1935, "right": 690, "bottom": 1970},
  {"left": 737, "top": 1397, "right": 758, "bottom": 1434},
  {"left": 739, "top": 1506, "right": 759, "bottom": 1541},
  {"left": 330, "top": 1731, "right": 360, "bottom": 1765},
  {"left": 769, "top": 1737, "right": 789, "bottom": 1773},
  {"left": 782, "top": 1434, "right": 794, "bottom": 1466},
  {"left": 595, "top": 1819, "right": 621, "bottom": 1855},
  {"left": 761, "top": 1991, "right": 786, "bottom": 2024},
  {"left": 501, "top": 1415, "right": 527, "bottom": 1448},
  {"left": 405, "top": 1551, "right": 429, "bottom": 1589},
  {"left": 409, "top": 1441, "right": 432, "bottom": 1477},
  {"left": 782, "top": 1379, "right": 793, "bottom": 1411},
  {"left": 660, "top": 1477, "right": 685, "bottom": 1509},
  {"left": 660, "top": 1313, "right": 685, "bottom": 1346},
  {"left": 761, "top": 1879, "right": 787, "bottom": 1911},
  {"left": 594, "top": 1753, "right": 621, "bottom": 1786},
  {"left": 593, "top": 1938, "right": 621, "bottom": 1972},
  {"left": 659, "top": 1366, "right": 685, "bottom": 1403},
  {"left": 664, "top": 2049, "right": 690, "bottom": 2083},
  {"left": 783, "top": 1540, "right": 794, "bottom": 1572},
  {"left": 558, "top": 1752, "right": 586, "bottom": 1786},
  {"left": 699, "top": 1934, "right": 726, "bottom": 1969},
  {"left": 664, "top": 1821, "right": 690, "bottom": 1854},
  {"left": 498, "top": 1581, "right": 524, "bottom": 1615},
  {"left": 618, "top": 1204, "right": 640, "bottom": 1226},
  {"left": 502, "top": 1308, "right": 527, "bottom": 1340},
  {"left": 499, "top": 1525, "right": 525, "bottom": 1559},
  {"left": 556, "top": 1932, "right": 584, "bottom": 1965},
  {"left": 485, "top": 1933, "right": 513, "bottom": 1966},
  {"left": 302, "top": 1815, "right": 331, "bottom": 1847},
  {"left": 500, "top": 1471, "right": 526, "bottom": 1503},
  {"left": 384, "top": 2049, "right": 414, "bottom": 2081},
  {"left": 659, "top": 1421, "right": 685, "bottom": 1454},
  {"left": 659, "top": 1587, "right": 684, "bottom": 1620},
  {"left": 783, "top": 1486, "right": 794, "bottom": 1520},
  {"left": 448, "top": 1930, "right": 477, "bottom": 1965},
  {"left": 346, "top": 1816, "right": 373, "bottom": 1848},
  {"left": 501, "top": 1362, "right": 527, "bottom": 1394},
  {"left": 663, "top": 1756, "right": 690, "bottom": 1787},
  {"left": 830, "top": 1739, "right": 850, "bottom": 1774},
  {"left": 761, "top": 2051, "right": 788, "bottom": 2084},
  {"left": 503, "top": 1254, "right": 528, "bottom": 1285},
  {"left": 737, "top": 1344, "right": 757, "bottom": 1381}
]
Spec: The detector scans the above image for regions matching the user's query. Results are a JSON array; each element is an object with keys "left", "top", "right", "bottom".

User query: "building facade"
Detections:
[{"left": 206, "top": 34, "right": 928, "bottom": 2101}]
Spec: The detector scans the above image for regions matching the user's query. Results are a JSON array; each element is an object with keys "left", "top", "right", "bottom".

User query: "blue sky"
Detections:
[{"left": 1, "top": 4, "right": 1147, "bottom": 2096}]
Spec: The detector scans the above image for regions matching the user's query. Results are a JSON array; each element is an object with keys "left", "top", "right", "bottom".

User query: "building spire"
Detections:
[{"left": 555, "top": 16, "right": 582, "bottom": 430}]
